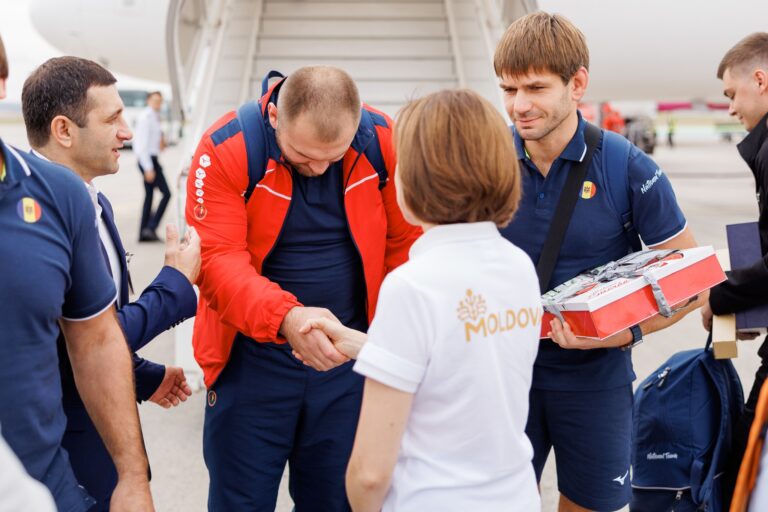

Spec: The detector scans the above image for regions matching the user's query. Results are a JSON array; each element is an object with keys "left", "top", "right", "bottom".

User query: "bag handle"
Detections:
[{"left": 536, "top": 123, "right": 601, "bottom": 293}]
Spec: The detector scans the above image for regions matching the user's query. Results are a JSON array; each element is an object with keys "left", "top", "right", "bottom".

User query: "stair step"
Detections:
[
  {"left": 261, "top": 19, "right": 449, "bottom": 38},
  {"left": 257, "top": 37, "right": 453, "bottom": 58},
  {"left": 254, "top": 58, "right": 456, "bottom": 81},
  {"left": 263, "top": 2, "right": 446, "bottom": 19}
]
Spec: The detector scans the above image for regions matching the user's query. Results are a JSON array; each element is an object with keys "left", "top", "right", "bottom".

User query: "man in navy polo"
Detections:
[
  {"left": 0, "top": 35, "right": 154, "bottom": 511},
  {"left": 494, "top": 13, "right": 705, "bottom": 512}
]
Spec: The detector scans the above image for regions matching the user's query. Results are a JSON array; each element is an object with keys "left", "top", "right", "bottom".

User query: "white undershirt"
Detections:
[{"left": 30, "top": 150, "right": 122, "bottom": 305}]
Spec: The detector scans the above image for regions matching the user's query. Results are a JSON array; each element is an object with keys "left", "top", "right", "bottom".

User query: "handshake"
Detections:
[{"left": 279, "top": 306, "right": 367, "bottom": 371}]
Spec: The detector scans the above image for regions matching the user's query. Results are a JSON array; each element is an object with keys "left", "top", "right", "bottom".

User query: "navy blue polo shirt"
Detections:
[
  {"left": 262, "top": 163, "right": 368, "bottom": 334},
  {"left": 500, "top": 113, "right": 687, "bottom": 391},
  {"left": 0, "top": 140, "right": 116, "bottom": 511}
]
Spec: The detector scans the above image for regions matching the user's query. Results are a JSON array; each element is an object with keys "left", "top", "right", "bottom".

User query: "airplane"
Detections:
[{"left": 28, "top": 0, "right": 766, "bottom": 380}]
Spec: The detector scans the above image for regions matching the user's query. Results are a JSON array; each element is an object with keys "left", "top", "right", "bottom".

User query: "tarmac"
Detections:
[{"left": 1, "top": 122, "right": 763, "bottom": 511}]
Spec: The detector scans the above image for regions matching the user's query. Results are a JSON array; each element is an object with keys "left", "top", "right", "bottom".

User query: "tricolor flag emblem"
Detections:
[
  {"left": 17, "top": 197, "right": 42, "bottom": 223},
  {"left": 581, "top": 181, "right": 597, "bottom": 199}
]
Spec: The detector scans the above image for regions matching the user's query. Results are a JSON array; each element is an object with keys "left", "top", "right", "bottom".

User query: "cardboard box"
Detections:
[
  {"left": 727, "top": 222, "right": 768, "bottom": 334},
  {"left": 540, "top": 247, "right": 726, "bottom": 339}
]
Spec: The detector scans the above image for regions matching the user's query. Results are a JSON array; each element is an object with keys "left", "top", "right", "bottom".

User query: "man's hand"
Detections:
[
  {"left": 110, "top": 475, "right": 154, "bottom": 512},
  {"left": 701, "top": 300, "right": 714, "bottom": 331},
  {"left": 148, "top": 366, "right": 192, "bottom": 408},
  {"left": 280, "top": 307, "right": 348, "bottom": 371},
  {"left": 298, "top": 317, "right": 367, "bottom": 360},
  {"left": 547, "top": 318, "right": 632, "bottom": 350},
  {"left": 143, "top": 169, "right": 156, "bottom": 184},
  {"left": 164, "top": 225, "right": 201, "bottom": 284}
]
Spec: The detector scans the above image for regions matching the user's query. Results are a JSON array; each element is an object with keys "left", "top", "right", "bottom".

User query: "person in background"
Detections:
[
  {"left": 134, "top": 90, "right": 170, "bottom": 242},
  {"left": 302, "top": 89, "right": 541, "bottom": 512}
]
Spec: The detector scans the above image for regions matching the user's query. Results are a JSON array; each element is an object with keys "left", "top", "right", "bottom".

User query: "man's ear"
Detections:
[
  {"left": 571, "top": 66, "right": 589, "bottom": 102},
  {"left": 755, "top": 69, "right": 768, "bottom": 94},
  {"left": 49, "top": 115, "right": 75, "bottom": 148},
  {"left": 267, "top": 103, "right": 278, "bottom": 130}
]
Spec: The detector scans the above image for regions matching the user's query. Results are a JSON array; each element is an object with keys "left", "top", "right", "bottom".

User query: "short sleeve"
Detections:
[
  {"left": 627, "top": 147, "right": 687, "bottom": 247},
  {"left": 353, "top": 272, "right": 431, "bottom": 393},
  {"left": 61, "top": 183, "right": 116, "bottom": 321}
]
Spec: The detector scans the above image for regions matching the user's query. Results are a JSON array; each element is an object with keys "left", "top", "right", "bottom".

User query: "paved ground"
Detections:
[{"left": 2, "top": 122, "right": 762, "bottom": 511}]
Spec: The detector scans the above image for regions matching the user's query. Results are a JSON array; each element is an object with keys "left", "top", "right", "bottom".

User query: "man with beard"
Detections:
[{"left": 185, "top": 66, "right": 420, "bottom": 510}]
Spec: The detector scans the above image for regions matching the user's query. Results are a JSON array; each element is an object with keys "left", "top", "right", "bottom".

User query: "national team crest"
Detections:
[
  {"left": 581, "top": 181, "right": 597, "bottom": 199},
  {"left": 194, "top": 204, "right": 208, "bottom": 220},
  {"left": 17, "top": 197, "right": 42, "bottom": 223}
]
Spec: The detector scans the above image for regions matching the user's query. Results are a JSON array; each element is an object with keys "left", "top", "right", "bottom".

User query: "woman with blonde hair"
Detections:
[{"left": 301, "top": 89, "right": 541, "bottom": 511}]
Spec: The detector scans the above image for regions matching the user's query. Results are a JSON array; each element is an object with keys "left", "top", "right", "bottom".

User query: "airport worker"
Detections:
[
  {"left": 701, "top": 32, "right": 768, "bottom": 501},
  {"left": 301, "top": 88, "right": 542, "bottom": 512},
  {"left": 21, "top": 56, "right": 200, "bottom": 511},
  {"left": 184, "top": 65, "right": 421, "bottom": 510},
  {"left": 494, "top": 12, "right": 705, "bottom": 512},
  {"left": 0, "top": 36, "right": 154, "bottom": 512},
  {"left": 134, "top": 90, "right": 171, "bottom": 242}
]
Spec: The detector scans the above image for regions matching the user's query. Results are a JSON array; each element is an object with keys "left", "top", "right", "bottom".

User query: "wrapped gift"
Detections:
[
  {"left": 727, "top": 222, "right": 768, "bottom": 334},
  {"left": 540, "top": 247, "right": 726, "bottom": 339}
]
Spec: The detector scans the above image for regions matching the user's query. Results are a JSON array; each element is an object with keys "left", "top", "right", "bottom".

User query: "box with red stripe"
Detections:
[{"left": 540, "top": 247, "right": 726, "bottom": 339}]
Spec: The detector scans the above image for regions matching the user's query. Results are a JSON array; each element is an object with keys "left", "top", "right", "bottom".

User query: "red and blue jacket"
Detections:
[{"left": 185, "top": 80, "right": 420, "bottom": 387}]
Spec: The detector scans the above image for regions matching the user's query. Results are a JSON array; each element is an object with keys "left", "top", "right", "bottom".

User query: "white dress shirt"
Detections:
[
  {"left": 133, "top": 106, "right": 162, "bottom": 171},
  {"left": 31, "top": 150, "right": 122, "bottom": 305}
]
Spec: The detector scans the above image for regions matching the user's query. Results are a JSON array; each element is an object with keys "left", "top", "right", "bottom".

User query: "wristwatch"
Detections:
[{"left": 621, "top": 325, "right": 644, "bottom": 351}]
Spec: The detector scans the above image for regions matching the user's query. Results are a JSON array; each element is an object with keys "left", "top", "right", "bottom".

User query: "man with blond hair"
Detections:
[
  {"left": 702, "top": 32, "right": 768, "bottom": 501},
  {"left": 186, "top": 66, "right": 420, "bottom": 510},
  {"left": 494, "top": 12, "right": 704, "bottom": 511}
]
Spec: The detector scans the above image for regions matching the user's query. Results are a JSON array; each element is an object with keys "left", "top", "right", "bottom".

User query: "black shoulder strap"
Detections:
[{"left": 536, "top": 123, "right": 602, "bottom": 293}]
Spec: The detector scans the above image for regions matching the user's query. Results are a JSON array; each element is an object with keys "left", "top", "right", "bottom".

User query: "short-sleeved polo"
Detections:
[
  {"left": 500, "top": 113, "right": 687, "bottom": 391},
  {"left": 0, "top": 140, "right": 116, "bottom": 511},
  {"left": 354, "top": 222, "right": 541, "bottom": 511}
]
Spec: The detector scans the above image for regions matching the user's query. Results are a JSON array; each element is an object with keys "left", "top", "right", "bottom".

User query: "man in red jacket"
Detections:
[{"left": 185, "top": 66, "right": 420, "bottom": 511}]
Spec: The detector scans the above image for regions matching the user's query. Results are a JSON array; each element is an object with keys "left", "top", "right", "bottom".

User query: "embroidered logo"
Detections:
[
  {"left": 17, "top": 197, "right": 42, "bottom": 223},
  {"left": 193, "top": 204, "right": 207, "bottom": 220},
  {"left": 458, "top": 289, "right": 542, "bottom": 342},
  {"left": 613, "top": 470, "right": 629, "bottom": 486}
]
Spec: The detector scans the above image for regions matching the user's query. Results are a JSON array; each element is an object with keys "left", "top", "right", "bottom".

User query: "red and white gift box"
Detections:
[{"left": 540, "top": 247, "right": 726, "bottom": 339}]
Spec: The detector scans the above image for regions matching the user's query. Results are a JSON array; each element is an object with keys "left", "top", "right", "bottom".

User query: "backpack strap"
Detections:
[
  {"left": 536, "top": 123, "right": 601, "bottom": 293},
  {"left": 236, "top": 100, "right": 269, "bottom": 204},
  {"left": 357, "top": 108, "right": 388, "bottom": 190},
  {"left": 691, "top": 354, "right": 735, "bottom": 505},
  {"left": 602, "top": 130, "right": 642, "bottom": 252},
  {"left": 238, "top": 70, "right": 286, "bottom": 204}
]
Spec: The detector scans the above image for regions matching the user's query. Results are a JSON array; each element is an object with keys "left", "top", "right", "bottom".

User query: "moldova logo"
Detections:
[
  {"left": 581, "top": 181, "right": 597, "bottom": 199},
  {"left": 17, "top": 197, "right": 42, "bottom": 223}
]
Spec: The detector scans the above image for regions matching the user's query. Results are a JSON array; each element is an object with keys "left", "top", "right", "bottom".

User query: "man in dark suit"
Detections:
[{"left": 21, "top": 56, "right": 201, "bottom": 510}]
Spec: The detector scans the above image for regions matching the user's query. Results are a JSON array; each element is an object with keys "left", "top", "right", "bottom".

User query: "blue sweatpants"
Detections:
[{"left": 204, "top": 336, "right": 363, "bottom": 511}]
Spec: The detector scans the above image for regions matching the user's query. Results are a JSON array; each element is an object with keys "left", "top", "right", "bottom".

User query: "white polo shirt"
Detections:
[{"left": 354, "top": 222, "right": 541, "bottom": 512}]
